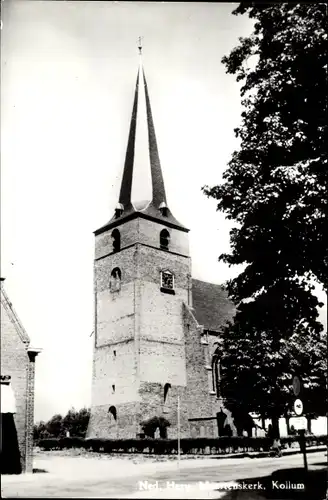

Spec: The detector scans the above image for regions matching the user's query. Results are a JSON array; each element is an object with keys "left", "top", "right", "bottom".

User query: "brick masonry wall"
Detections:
[
  {"left": 87, "top": 401, "right": 140, "bottom": 439},
  {"left": 95, "top": 219, "right": 139, "bottom": 261},
  {"left": 95, "top": 217, "right": 190, "bottom": 261},
  {"left": 139, "top": 382, "right": 190, "bottom": 438},
  {"left": 92, "top": 242, "right": 139, "bottom": 413},
  {"left": 138, "top": 218, "right": 189, "bottom": 257},
  {"left": 139, "top": 339, "right": 186, "bottom": 387},
  {"left": 90, "top": 214, "right": 221, "bottom": 440},
  {"left": 137, "top": 244, "right": 190, "bottom": 287},
  {"left": 0, "top": 300, "right": 30, "bottom": 472},
  {"left": 25, "top": 354, "right": 36, "bottom": 472},
  {"left": 90, "top": 341, "right": 139, "bottom": 407},
  {"left": 137, "top": 245, "right": 191, "bottom": 381},
  {"left": 183, "top": 303, "right": 218, "bottom": 438},
  {"left": 87, "top": 383, "right": 192, "bottom": 439}
]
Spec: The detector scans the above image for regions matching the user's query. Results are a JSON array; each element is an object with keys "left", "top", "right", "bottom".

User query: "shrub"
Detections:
[
  {"left": 37, "top": 434, "right": 327, "bottom": 454},
  {"left": 140, "top": 416, "right": 171, "bottom": 438},
  {"left": 39, "top": 438, "right": 61, "bottom": 451}
]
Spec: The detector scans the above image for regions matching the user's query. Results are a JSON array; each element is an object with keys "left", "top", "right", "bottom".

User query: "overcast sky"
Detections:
[{"left": 1, "top": 1, "right": 326, "bottom": 422}]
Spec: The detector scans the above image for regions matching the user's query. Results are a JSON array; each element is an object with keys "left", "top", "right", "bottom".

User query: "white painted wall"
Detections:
[{"left": 252, "top": 416, "right": 327, "bottom": 437}]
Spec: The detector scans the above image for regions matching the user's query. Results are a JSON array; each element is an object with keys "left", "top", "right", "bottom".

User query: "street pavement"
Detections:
[{"left": 1, "top": 450, "right": 326, "bottom": 499}]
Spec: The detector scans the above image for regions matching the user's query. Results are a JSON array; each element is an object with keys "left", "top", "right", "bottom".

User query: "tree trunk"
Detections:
[
  {"left": 285, "top": 415, "right": 290, "bottom": 435},
  {"left": 261, "top": 416, "right": 266, "bottom": 431},
  {"left": 271, "top": 415, "right": 280, "bottom": 438}
]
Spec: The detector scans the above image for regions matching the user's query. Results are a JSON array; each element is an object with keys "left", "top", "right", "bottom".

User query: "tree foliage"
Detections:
[
  {"left": 61, "top": 407, "right": 90, "bottom": 438},
  {"left": 141, "top": 416, "right": 171, "bottom": 439},
  {"left": 203, "top": 3, "right": 327, "bottom": 424},
  {"left": 34, "top": 407, "right": 90, "bottom": 441}
]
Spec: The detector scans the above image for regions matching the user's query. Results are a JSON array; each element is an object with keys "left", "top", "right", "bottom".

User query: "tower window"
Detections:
[
  {"left": 113, "top": 350, "right": 116, "bottom": 357},
  {"left": 159, "top": 202, "right": 168, "bottom": 217},
  {"left": 160, "top": 229, "right": 170, "bottom": 250},
  {"left": 110, "top": 267, "right": 122, "bottom": 292},
  {"left": 212, "top": 349, "right": 222, "bottom": 398},
  {"left": 112, "top": 384, "right": 115, "bottom": 394},
  {"left": 201, "top": 331, "right": 209, "bottom": 344},
  {"left": 111, "top": 229, "right": 121, "bottom": 252},
  {"left": 108, "top": 405, "right": 117, "bottom": 421},
  {"left": 163, "top": 382, "right": 171, "bottom": 414},
  {"left": 164, "top": 383, "right": 171, "bottom": 403},
  {"left": 111, "top": 267, "right": 121, "bottom": 280},
  {"left": 160, "top": 270, "right": 175, "bottom": 295},
  {"left": 115, "top": 203, "right": 124, "bottom": 218}
]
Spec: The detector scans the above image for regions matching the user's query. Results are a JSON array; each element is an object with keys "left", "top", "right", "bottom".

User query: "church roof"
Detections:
[
  {"left": 0, "top": 280, "right": 30, "bottom": 345},
  {"left": 191, "top": 279, "right": 235, "bottom": 333},
  {"left": 95, "top": 56, "right": 188, "bottom": 235}
]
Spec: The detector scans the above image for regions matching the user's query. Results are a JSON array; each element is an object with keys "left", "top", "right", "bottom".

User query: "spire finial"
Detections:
[{"left": 138, "top": 36, "right": 143, "bottom": 56}]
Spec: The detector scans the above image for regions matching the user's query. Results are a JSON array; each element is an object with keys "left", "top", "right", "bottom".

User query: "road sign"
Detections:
[
  {"left": 292, "top": 416, "right": 306, "bottom": 430},
  {"left": 292, "top": 376, "right": 301, "bottom": 396},
  {"left": 294, "top": 399, "right": 303, "bottom": 416},
  {"left": 298, "top": 429, "right": 308, "bottom": 473}
]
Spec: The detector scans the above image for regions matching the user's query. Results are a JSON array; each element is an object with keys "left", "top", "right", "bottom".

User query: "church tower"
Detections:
[{"left": 87, "top": 49, "right": 194, "bottom": 439}]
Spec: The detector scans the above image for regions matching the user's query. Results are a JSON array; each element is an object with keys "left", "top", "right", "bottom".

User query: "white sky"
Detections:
[{"left": 1, "top": 1, "right": 326, "bottom": 422}]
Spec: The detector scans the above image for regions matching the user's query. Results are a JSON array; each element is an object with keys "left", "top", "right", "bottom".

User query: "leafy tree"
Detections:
[
  {"left": 45, "top": 414, "right": 63, "bottom": 438},
  {"left": 34, "top": 408, "right": 90, "bottom": 442},
  {"left": 33, "top": 421, "right": 50, "bottom": 441},
  {"left": 141, "top": 416, "right": 171, "bottom": 439},
  {"left": 203, "top": 3, "right": 327, "bottom": 434},
  {"left": 76, "top": 407, "right": 90, "bottom": 437},
  {"left": 62, "top": 407, "right": 90, "bottom": 437}
]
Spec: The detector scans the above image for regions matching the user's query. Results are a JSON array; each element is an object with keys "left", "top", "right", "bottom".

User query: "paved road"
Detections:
[
  {"left": 1, "top": 451, "right": 326, "bottom": 499},
  {"left": 122, "top": 452, "right": 326, "bottom": 499}
]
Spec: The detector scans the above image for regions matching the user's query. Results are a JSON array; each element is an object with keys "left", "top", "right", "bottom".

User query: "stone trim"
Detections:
[
  {"left": 94, "top": 211, "right": 190, "bottom": 236},
  {"left": 139, "top": 337, "right": 184, "bottom": 345},
  {"left": 188, "top": 416, "right": 216, "bottom": 422},
  {"left": 160, "top": 287, "right": 175, "bottom": 295},
  {"left": 95, "top": 242, "right": 189, "bottom": 262},
  {"left": 0, "top": 287, "right": 30, "bottom": 344},
  {"left": 25, "top": 353, "right": 39, "bottom": 473},
  {"left": 96, "top": 338, "right": 134, "bottom": 349}
]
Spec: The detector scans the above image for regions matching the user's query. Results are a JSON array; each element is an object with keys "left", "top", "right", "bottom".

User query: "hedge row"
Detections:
[{"left": 36, "top": 434, "right": 327, "bottom": 454}]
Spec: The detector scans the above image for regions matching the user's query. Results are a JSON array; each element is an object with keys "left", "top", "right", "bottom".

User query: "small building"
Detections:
[{"left": 1, "top": 278, "right": 41, "bottom": 473}]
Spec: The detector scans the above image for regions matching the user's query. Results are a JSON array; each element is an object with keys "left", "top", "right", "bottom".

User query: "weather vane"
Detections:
[{"left": 138, "top": 36, "right": 143, "bottom": 55}]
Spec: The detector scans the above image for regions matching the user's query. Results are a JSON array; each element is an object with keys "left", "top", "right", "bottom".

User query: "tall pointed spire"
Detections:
[
  {"left": 143, "top": 68, "right": 167, "bottom": 207},
  {"left": 118, "top": 38, "right": 167, "bottom": 210},
  {"left": 118, "top": 70, "right": 139, "bottom": 208},
  {"left": 95, "top": 43, "right": 188, "bottom": 235}
]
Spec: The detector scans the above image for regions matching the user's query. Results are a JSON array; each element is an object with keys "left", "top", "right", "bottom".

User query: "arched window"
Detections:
[
  {"left": 163, "top": 383, "right": 171, "bottom": 414},
  {"left": 160, "top": 229, "right": 170, "bottom": 250},
  {"left": 108, "top": 405, "right": 117, "bottom": 421},
  {"left": 212, "top": 351, "right": 221, "bottom": 398},
  {"left": 111, "top": 229, "right": 121, "bottom": 252},
  {"left": 164, "top": 383, "right": 171, "bottom": 403},
  {"left": 110, "top": 267, "right": 121, "bottom": 292},
  {"left": 111, "top": 267, "right": 121, "bottom": 280}
]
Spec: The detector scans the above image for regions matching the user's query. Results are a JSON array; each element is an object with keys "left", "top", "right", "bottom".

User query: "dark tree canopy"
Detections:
[
  {"left": 204, "top": 3, "right": 327, "bottom": 423},
  {"left": 34, "top": 407, "right": 90, "bottom": 441}
]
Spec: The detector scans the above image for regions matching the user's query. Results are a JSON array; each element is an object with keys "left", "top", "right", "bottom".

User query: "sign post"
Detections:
[
  {"left": 292, "top": 376, "right": 307, "bottom": 473},
  {"left": 298, "top": 429, "right": 308, "bottom": 473},
  {"left": 294, "top": 399, "right": 303, "bottom": 416},
  {"left": 177, "top": 394, "right": 181, "bottom": 468}
]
